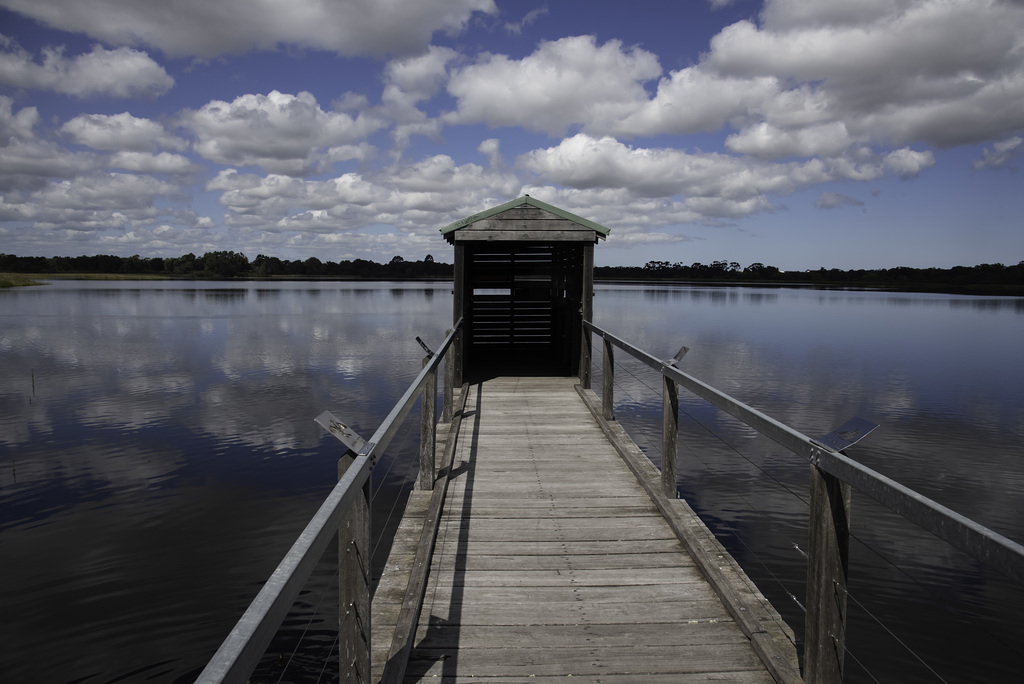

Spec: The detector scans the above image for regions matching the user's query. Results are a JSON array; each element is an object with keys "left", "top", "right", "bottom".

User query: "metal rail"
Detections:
[
  {"left": 196, "top": 319, "right": 462, "bottom": 684},
  {"left": 583, "top": 320, "right": 1024, "bottom": 583},
  {"left": 583, "top": 320, "right": 1024, "bottom": 684}
]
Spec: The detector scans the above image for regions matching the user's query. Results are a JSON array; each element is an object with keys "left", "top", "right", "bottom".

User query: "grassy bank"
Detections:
[
  {"left": 2, "top": 272, "right": 173, "bottom": 288},
  {"left": 44, "top": 272, "right": 171, "bottom": 281},
  {"left": 0, "top": 273, "right": 46, "bottom": 288}
]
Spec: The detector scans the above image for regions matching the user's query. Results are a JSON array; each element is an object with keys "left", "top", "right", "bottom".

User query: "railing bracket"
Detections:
[
  {"left": 813, "top": 417, "right": 879, "bottom": 453},
  {"left": 415, "top": 336, "right": 435, "bottom": 358},
  {"left": 315, "top": 410, "right": 368, "bottom": 454},
  {"left": 666, "top": 345, "right": 689, "bottom": 367}
]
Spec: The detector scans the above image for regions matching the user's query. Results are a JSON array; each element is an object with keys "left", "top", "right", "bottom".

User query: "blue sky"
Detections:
[{"left": 1, "top": 0, "right": 1022, "bottom": 270}]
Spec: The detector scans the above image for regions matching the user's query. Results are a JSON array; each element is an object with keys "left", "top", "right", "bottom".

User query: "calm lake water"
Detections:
[{"left": 1, "top": 280, "right": 1022, "bottom": 683}]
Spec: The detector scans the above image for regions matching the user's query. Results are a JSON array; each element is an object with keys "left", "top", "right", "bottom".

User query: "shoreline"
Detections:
[{"left": 3, "top": 272, "right": 1022, "bottom": 297}]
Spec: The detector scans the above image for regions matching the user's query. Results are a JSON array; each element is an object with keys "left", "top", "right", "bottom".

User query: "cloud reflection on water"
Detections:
[
  {"left": 1, "top": 281, "right": 1022, "bottom": 682},
  {"left": 0, "top": 281, "right": 453, "bottom": 682},
  {"left": 594, "top": 283, "right": 1024, "bottom": 683}
]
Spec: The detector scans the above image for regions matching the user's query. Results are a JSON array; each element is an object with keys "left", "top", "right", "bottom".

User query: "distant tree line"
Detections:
[
  {"left": 0, "top": 251, "right": 453, "bottom": 279},
  {"left": 596, "top": 260, "right": 782, "bottom": 281},
  {"left": 2, "top": 252, "right": 1021, "bottom": 291},
  {"left": 596, "top": 259, "right": 1024, "bottom": 292}
]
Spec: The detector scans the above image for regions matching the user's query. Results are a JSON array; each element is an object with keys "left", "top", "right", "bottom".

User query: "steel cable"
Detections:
[
  {"left": 369, "top": 417, "right": 419, "bottom": 562},
  {"left": 275, "top": 559, "right": 341, "bottom": 684},
  {"left": 605, "top": 353, "right": 809, "bottom": 621},
  {"left": 313, "top": 634, "right": 337, "bottom": 679},
  {"left": 598, "top": 349, "right": 1021, "bottom": 683},
  {"left": 842, "top": 584, "right": 950, "bottom": 684},
  {"left": 315, "top": 634, "right": 339, "bottom": 684}
]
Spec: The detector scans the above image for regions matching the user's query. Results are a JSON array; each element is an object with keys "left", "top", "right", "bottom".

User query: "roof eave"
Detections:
[{"left": 439, "top": 196, "right": 611, "bottom": 238}]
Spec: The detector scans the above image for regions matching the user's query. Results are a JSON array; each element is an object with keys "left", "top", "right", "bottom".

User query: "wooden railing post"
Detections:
[
  {"left": 418, "top": 355, "right": 437, "bottom": 490},
  {"left": 452, "top": 245, "right": 465, "bottom": 387},
  {"left": 579, "top": 322, "right": 592, "bottom": 389},
  {"left": 661, "top": 375, "right": 678, "bottom": 498},
  {"left": 442, "top": 329, "right": 453, "bottom": 423},
  {"left": 579, "top": 243, "right": 594, "bottom": 389},
  {"left": 805, "top": 460, "right": 851, "bottom": 684},
  {"left": 602, "top": 337, "right": 614, "bottom": 421},
  {"left": 338, "top": 452, "right": 371, "bottom": 684}
]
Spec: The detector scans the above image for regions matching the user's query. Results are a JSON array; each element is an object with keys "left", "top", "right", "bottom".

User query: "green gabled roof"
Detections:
[{"left": 439, "top": 195, "right": 611, "bottom": 237}]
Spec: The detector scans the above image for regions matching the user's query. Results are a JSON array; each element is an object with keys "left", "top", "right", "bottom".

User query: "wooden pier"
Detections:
[
  {"left": 372, "top": 376, "right": 802, "bottom": 683},
  {"left": 198, "top": 197, "right": 1024, "bottom": 684}
]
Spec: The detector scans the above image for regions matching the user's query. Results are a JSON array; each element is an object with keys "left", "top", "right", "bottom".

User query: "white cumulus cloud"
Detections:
[
  {"left": 109, "top": 151, "right": 201, "bottom": 174},
  {"left": 207, "top": 153, "right": 521, "bottom": 236},
  {"left": 61, "top": 112, "right": 186, "bottom": 152},
  {"left": 0, "top": 0, "right": 497, "bottom": 58},
  {"left": 609, "top": 68, "right": 780, "bottom": 138},
  {"left": 726, "top": 121, "right": 853, "bottom": 159},
  {"left": 707, "top": 0, "right": 1024, "bottom": 150},
  {"left": 519, "top": 134, "right": 870, "bottom": 203},
  {"left": 381, "top": 46, "right": 459, "bottom": 150},
  {"left": 181, "top": 90, "right": 383, "bottom": 175},
  {"left": 0, "top": 39, "right": 173, "bottom": 97},
  {"left": 0, "top": 97, "right": 100, "bottom": 190},
  {"left": 445, "top": 35, "right": 661, "bottom": 136},
  {"left": 2, "top": 172, "right": 179, "bottom": 229},
  {"left": 517, "top": 133, "right": 939, "bottom": 224}
]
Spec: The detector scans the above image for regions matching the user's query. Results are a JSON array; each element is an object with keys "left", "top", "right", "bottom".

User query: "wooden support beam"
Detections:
[
  {"left": 338, "top": 452, "right": 371, "bottom": 684},
  {"left": 602, "top": 337, "right": 614, "bottom": 422},
  {"left": 579, "top": 329, "right": 592, "bottom": 389},
  {"left": 804, "top": 463, "right": 851, "bottom": 684},
  {"left": 578, "top": 243, "right": 594, "bottom": 388},
  {"left": 442, "top": 329, "right": 454, "bottom": 423},
  {"left": 452, "top": 245, "right": 465, "bottom": 386},
  {"left": 662, "top": 375, "right": 679, "bottom": 499},
  {"left": 417, "top": 356, "right": 437, "bottom": 491}
]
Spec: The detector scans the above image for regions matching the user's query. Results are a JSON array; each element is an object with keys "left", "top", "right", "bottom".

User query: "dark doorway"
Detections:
[{"left": 463, "top": 242, "right": 583, "bottom": 381}]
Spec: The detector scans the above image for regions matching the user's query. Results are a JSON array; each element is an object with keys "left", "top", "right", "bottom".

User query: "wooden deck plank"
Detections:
[
  {"left": 432, "top": 537, "right": 692, "bottom": 555},
  {"left": 412, "top": 621, "right": 760, "bottom": 649},
  {"left": 396, "top": 674, "right": 776, "bottom": 684},
  {"left": 406, "top": 643, "right": 767, "bottom": 677},
  {"left": 427, "top": 553, "right": 694, "bottom": 573},
  {"left": 418, "top": 583, "right": 729, "bottom": 605},
  {"left": 435, "top": 495, "right": 652, "bottom": 508},
  {"left": 437, "top": 504, "right": 661, "bottom": 518},
  {"left": 423, "top": 567, "right": 708, "bottom": 587},
  {"left": 379, "top": 376, "right": 800, "bottom": 683},
  {"left": 429, "top": 530, "right": 681, "bottom": 545},
  {"left": 414, "top": 600, "right": 733, "bottom": 627}
]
